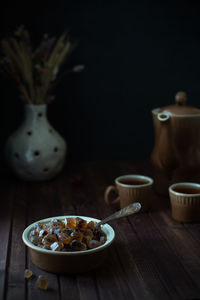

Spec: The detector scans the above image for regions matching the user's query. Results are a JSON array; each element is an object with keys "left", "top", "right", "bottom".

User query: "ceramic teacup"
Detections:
[
  {"left": 104, "top": 175, "right": 154, "bottom": 212},
  {"left": 169, "top": 182, "right": 200, "bottom": 222}
]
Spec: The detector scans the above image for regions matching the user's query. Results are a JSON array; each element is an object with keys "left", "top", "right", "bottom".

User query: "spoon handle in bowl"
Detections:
[{"left": 98, "top": 202, "right": 141, "bottom": 226}]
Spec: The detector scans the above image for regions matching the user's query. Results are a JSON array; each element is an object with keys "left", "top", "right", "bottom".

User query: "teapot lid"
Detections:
[{"left": 159, "top": 91, "right": 200, "bottom": 115}]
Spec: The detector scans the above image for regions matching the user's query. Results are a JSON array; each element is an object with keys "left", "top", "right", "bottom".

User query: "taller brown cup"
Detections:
[{"left": 104, "top": 175, "right": 154, "bottom": 212}]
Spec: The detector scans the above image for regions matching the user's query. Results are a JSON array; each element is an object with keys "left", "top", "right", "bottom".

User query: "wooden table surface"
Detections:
[{"left": 1, "top": 161, "right": 200, "bottom": 300}]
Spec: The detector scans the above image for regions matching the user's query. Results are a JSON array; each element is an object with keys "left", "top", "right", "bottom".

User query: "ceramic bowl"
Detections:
[
  {"left": 22, "top": 215, "right": 115, "bottom": 274},
  {"left": 169, "top": 182, "right": 200, "bottom": 222}
]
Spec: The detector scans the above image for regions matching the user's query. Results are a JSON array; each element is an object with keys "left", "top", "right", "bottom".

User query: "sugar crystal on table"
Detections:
[
  {"left": 24, "top": 269, "right": 33, "bottom": 279},
  {"left": 36, "top": 275, "right": 48, "bottom": 290}
]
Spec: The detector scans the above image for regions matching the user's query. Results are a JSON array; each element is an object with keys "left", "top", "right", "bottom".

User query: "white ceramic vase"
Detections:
[{"left": 5, "top": 104, "right": 67, "bottom": 181}]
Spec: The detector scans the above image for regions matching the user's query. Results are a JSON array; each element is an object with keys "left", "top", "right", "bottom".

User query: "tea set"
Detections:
[
  {"left": 151, "top": 90, "right": 200, "bottom": 195},
  {"left": 104, "top": 91, "right": 200, "bottom": 223},
  {"left": 22, "top": 91, "right": 200, "bottom": 274}
]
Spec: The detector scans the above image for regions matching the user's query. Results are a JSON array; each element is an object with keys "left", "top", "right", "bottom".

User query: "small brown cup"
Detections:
[
  {"left": 104, "top": 175, "right": 154, "bottom": 212},
  {"left": 169, "top": 182, "right": 200, "bottom": 222}
]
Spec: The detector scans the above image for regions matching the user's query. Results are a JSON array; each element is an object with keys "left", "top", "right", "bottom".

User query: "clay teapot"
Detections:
[{"left": 151, "top": 91, "right": 200, "bottom": 194}]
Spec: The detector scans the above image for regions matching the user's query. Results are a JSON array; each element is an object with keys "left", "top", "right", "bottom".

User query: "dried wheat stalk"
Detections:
[{"left": 0, "top": 25, "right": 84, "bottom": 105}]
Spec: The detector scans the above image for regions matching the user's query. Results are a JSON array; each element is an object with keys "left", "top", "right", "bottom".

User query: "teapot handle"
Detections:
[{"left": 157, "top": 113, "right": 170, "bottom": 122}]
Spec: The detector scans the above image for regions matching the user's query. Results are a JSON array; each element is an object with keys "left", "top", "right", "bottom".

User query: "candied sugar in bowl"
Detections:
[
  {"left": 22, "top": 215, "right": 115, "bottom": 274},
  {"left": 169, "top": 182, "right": 200, "bottom": 222}
]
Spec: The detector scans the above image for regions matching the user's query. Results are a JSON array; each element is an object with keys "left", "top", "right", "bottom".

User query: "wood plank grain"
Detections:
[
  {"left": 74, "top": 164, "right": 136, "bottom": 300},
  {"left": 107, "top": 162, "right": 200, "bottom": 297},
  {"left": 129, "top": 212, "right": 200, "bottom": 299},
  {"left": 183, "top": 223, "right": 200, "bottom": 244},
  {"left": 94, "top": 251, "right": 136, "bottom": 300},
  {"left": 82, "top": 163, "right": 173, "bottom": 300},
  {"left": 55, "top": 166, "right": 80, "bottom": 300},
  {"left": 57, "top": 163, "right": 85, "bottom": 216},
  {"left": 150, "top": 209, "right": 200, "bottom": 292},
  {"left": 0, "top": 178, "right": 15, "bottom": 300},
  {"left": 86, "top": 163, "right": 198, "bottom": 298},
  {"left": 59, "top": 275, "right": 80, "bottom": 300},
  {"left": 26, "top": 181, "right": 62, "bottom": 300},
  {"left": 57, "top": 164, "right": 136, "bottom": 300},
  {"left": 6, "top": 183, "right": 27, "bottom": 300},
  {"left": 102, "top": 164, "right": 200, "bottom": 296},
  {"left": 77, "top": 274, "right": 100, "bottom": 300},
  {"left": 3, "top": 161, "right": 200, "bottom": 300},
  {"left": 56, "top": 165, "right": 97, "bottom": 300},
  {"left": 66, "top": 164, "right": 135, "bottom": 300},
  {"left": 114, "top": 217, "right": 176, "bottom": 299},
  {"left": 164, "top": 209, "right": 200, "bottom": 245}
]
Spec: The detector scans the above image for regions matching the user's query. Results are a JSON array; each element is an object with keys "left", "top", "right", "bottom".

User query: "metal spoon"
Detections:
[{"left": 97, "top": 202, "right": 141, "bottom": 227}]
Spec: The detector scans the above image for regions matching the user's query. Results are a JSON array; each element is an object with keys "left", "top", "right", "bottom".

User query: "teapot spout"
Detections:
[{"left": 151, "top": 110, "right": 176, "bottom": 172}]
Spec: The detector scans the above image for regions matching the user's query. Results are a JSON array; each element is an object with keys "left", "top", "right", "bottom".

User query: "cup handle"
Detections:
[{"left": 104, "top": 185, "right": 120, "bottom": 205}]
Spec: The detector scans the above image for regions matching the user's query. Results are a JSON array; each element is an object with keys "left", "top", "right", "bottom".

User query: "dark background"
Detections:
[{"left": 0, "top": 0, "right": 200, "bottom": 162}]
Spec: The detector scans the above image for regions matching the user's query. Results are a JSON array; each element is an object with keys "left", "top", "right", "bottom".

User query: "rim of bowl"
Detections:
[
  {"left": 22, "top": 215, "right": 115, "bottom": 256},
  {"left": 169, "top": 182, "right": 200, "bottom": 196},
  {"left": 115, "top": 174, "right": 154, "bottom": 188}
]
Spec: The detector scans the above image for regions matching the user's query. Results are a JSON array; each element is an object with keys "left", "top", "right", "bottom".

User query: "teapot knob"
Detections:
[{"left": 175, "top": 91, "right": 187, "bottom": 106}]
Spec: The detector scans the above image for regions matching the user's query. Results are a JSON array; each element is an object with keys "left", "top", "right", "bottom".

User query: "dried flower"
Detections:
[{"left": 0, "top": 26, "right": 84, "bottom": 105}]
